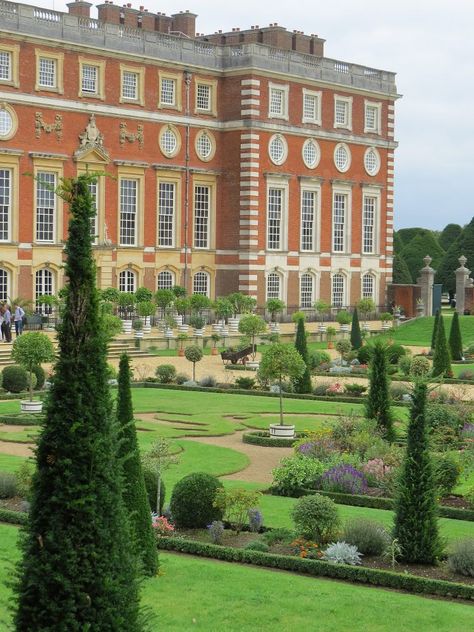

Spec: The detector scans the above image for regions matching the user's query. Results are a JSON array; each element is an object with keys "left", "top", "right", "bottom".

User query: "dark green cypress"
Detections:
[
  {"left": 448, "top": 311, "right": 463, "bottom": 361},
  {"left": 393, "top": 381, "right": 442, "bottom": 564},
  {"left": 432, "top": 314, "right": 452, "bottom": 377},
  {"left": 365, "top": 340, "right": 394, "bottom": 441},
  {"left": 117, "top": 353, "right": 158, "bottom": 576},
  {"left": 14, "top": 176, "right": 142, "bottom": 631},
  {"left": 350, "top": 308, "right": 363, "bottom": 350},
  {"left": 293, "top": 317, "right": 312, "bottom": 394},
  {"left": 430, "top": 309, "right": 440, "bottom": 352}
]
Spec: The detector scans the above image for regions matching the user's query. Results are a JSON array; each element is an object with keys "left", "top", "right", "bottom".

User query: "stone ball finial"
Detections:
[
  {"left": 459, "top": 255, "right": 467, "bottom": 268},
  {"left": 422, "top": 255, "right": 432, "bottom": 268}
]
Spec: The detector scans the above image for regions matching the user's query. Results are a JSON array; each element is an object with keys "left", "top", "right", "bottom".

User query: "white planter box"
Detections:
[
  {"left": 220, "top": 327, "right": 229, "bottom": 337},
  {"left": 164, "top": 328, "right": 174, "bottom": 338},
  {"left": 269, "top": 424, "right": 295, "bottom": 438},
  {"left": 122, "top": 320, "right": 132, "bottom": 334},
  {"left": 318, "top": 325, "right": 327, "bottom": 334},
  {"left": 21, "top": 400, "right": 43, "bottom": 413},
  {"left": 269, "top": 322, "right": 280, "bottom": 333},
  {"left": 194, "top": 328, "right": 204, "bottom": 337},
  {"left": 178, "top": 324, "right": 189, "bottom": 334},
  {"left": 175, "top": 314, "right": 183, "bottom": 326},
  {"left": 362, "top": 323, "right": 370, "bottom": 332},
  {"left": 340, "top": 324, "right": 350, "bottom": 333},
  {"left": 134, "top": 330, "right": 144, "bottom": 339},
  {"left": 212, "top": 323, "right": 222, "bottom": 333},
  {"left": 381, "top": 322, "right": 391, "bottom": 331},
  {"left": 245, "top": 361, "right": 259, "bottom": 370}
]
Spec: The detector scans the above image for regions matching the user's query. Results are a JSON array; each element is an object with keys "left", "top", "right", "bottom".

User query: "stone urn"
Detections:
[{"left": 269, "top": 424, "right": 295, "bottom": 439}]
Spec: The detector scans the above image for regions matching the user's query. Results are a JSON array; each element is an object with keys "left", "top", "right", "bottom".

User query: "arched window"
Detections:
[
  {"left": 119, "top": 269, "right": 136, "bottom": 294},
  {"left": 157, "top": 270, "right": 174, "bottom": 290},
  {"left": 35, "top": 268, "right": 54, "bottom": 313},
  {"left": 193, "top": 271, "right": 209, "bottom": 297},
  {"left": 0, "top": 268, "right": 8, "bottom": 302},
  {"left": 331, "top": 273, "right": 345, "bottom": 308},
  {"left": 300, "top": 273, "right": 314, "bottom": 308},
  {"left": 266, "top": 272, "right": 281, "bottom": 300},
  {"left": 362, "top": 273, "right": 375, "bottom": 300}
]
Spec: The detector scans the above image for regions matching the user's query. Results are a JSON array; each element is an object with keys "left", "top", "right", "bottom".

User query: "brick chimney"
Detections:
[
  {"left": 260, "top": 24, "right": 292, "bottom": 50},
  {"left": 155, "top": 12, "right": 173, "bottom": 34},
  {"left": 139, "top": 8, "right": 155, "bottom": 31},
  {"left": 171, "top": 10, "right": 197, "bottom": 38},
  {"left": 97, "top": 2, "right": 122, "bottom": 25},
  {"left": 66, "top": 0, "right": 92, "bottom": 18}
]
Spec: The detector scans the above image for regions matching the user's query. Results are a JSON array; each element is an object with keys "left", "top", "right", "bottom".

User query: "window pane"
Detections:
[
  {"left": 119, "top": 270, "right": 136, "bottom": 293},
  {"left": 270, "top": 88, "right": 284, "bottom": 115},
  {"left": 267, "top": 273, "right": 281, "bottom": 299},
  {"left": 157, "top": 271, "right": 174, "bottom": 289},
  {"left": 333, "top": 194, "right": 346, "bottom": 252},
  {"left": 303, "top": 93, "right": 317, "bottom": 120},
  {"left": 0, "top": 51, "right": 11, "bottom": 81},
  {"left": 193, "top": 272, "right": 209, "bottom": 296},
  {"left": 122, "top": 71, "right": 138, "bottom": 99},
  {"left": 196, "top": 84, "right": 211, "bottom": 110},
  {"left": 0, "top": 269, "right": 8, "bottom": 301},
  {"left": 362, "top": 274, "right": 375, "bottom": 300},
  {"left": 36, "top": 172, "right": 55, "bottom": 242},
  {"left": 365, "top": 106, "right": 377, "bottom": 130},
  {"left": 363, "top": 196, "right": 376, "bottom": 254},
  {"left": 332, "top": 274, "right": 344, "bottom": 307},
  {"left": 35, "top": 269, "right": 53, "bottom": 313},
  {"left": 300, "top": 274, "right": 313, "bottom": 308},
  {"left": 158, "top": 182, "right": 175, "bottom": 247},
  {"left": 82, "top": 64, "right": 97, "bottom": 94},
  {"left": 335, "top": 100, "right": 347, "bottom": 125},
  {"left": 301, "top": 190, "right": 315, "bottom": 251},
  {"left": 161, "top": 77, "right": 176, "bottom": 105},
  {"left": 0, "top": 169, "right": 11, "bottom": 241},
  {"left": 267, "top": 188, "right": 282, "bottom": 250},
  {"left": 194, "top": 185, "right": 209, "bottom": 248},
  {"left": 39, "top": 58, "right": 55, "bottom": 87},
  {"left": 120, "top": 179, "right": 137, "bottom": 246},
  {"left": 88, "top": 180, "right": 98, "bottom": 241}
]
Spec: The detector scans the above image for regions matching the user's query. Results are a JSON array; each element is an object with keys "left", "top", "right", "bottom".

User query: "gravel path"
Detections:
[{"left": 0, "top": 440, "right": 32, "bottom": 457}]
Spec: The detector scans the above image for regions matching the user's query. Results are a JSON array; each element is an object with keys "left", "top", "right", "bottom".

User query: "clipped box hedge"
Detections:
[
  {"left": 0, "top": 508, "right": 27, "bottom": 525},
  {"left": 156, "top": 536, "right": 474, "bottom": 601},
  {"left": 242, "top": 431, "right": 303, "bottom": 448},
  {"left": 0, "top": 413, "right": 44, "bottom": 426}
]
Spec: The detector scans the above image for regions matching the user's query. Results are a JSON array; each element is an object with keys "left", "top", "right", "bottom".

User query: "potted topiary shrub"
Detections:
[
  {"left": 189, "top": 314, "right": 205, "bottom": 337},
  {"left": 356, "top": 298, "right": 375, "bottom": 332},
  {"left": 238, "top": 314, "right": 266, "bottom": 367},
  {"left": 118, "top": 292, "right": 135, "bottom": 332},
  {"left": 133, "top": 319, "right": 143, "bottom": 348},
  {"left": 266, "top": 298, "right": 285, "bottom": 333},
  {"left": 184, "top": 345, "right": 203, "bottom": 382},
  {"left": 336, "top": 310, "right": 352, "bottom": 336},
  {"left": 314, "top": 299, "right": 330, "bottom": 335},
  {"left": 326, "top": 325, "right": 337, "bottom": 349},
  {"left": 137, "top": 300, "right": 155, "bottom": 334},
  {"left": 210, "top": 333, "right": 220, "bottom": 356},
  {"left": 177, "top": 333, "right": 188, "bottom": 357},
  {"left": 12, "top": 332, "right": 55, "bottom": 413},
  {"left": 174, "top": 297, "right": 190, "bottom": 333},
  {"left": 380, "top": 312, "right": 394, "bottom": 331}
]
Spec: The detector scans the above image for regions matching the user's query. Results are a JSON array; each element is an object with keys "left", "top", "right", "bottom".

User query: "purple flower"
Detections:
[{"left": 320, "top": 464, "right": 368, "bottom": 495}]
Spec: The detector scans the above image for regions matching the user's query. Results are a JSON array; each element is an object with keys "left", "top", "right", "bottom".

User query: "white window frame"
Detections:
[
  {"left": 158, "top": 181, "right": 176, "bottom": 248},
  {"left": 302, "top": 89, "right": 322, "bottom": 125},
  {"left": 0, "top": 168, "right": 12, "bottom": 242},
  {"left": 266, "top": 177, "right": 289, "bottom": 252},
  {"left": 268, "top": 82, "right": 289, "bottom": 120},
  {"left": 334, "top": 95, "right": 353, "bottom": 130},
  {"left": 331, "top": 185, "right": 352, "bottom": 254},
  {"left": 300, "top": 273, "right": 315, "bottom": 308},
  {"left": 88, "top": 179, "right": 99, "bottom": 245},
  {"left": 331, "top": 273, "right": 347, "bottom": 308},
  {"left": 334, "top": 143, "right": 351, "bottom": 173},
  {"left": 119, "top": 269, "right": 137, "bottom": 293},
  {"left": 300, "top": 184, "right": 320, "bottom": 253},
  {"left": 361, "top": 187, "right": 381, "bottom": 255},
  {"left": 36, "top": 171, "right": 56, "bottom": 243},
  {"left": 0, "top": 268, "right": 8, "bottom": 301},
  {"left": 119, "top": 178, "right": 139, "bottom": 247},
  {"left": 266, "top": 272, "right": 282, "bottom": 301},
  {"left": 35, "top": 268, "right": 54, "bottom": 313},
  {"left": 364, "top": 147, "right": 381, "bottom": 177},
  {"left": 35, "top": 50, "right": 64, "bottom": 93},
  {"left": 157, "top": 270, "right": 175, "bottom": 289},
  {"left": 268, "top": 134, "right": 288, "bottom": 166},
  {"left": 193, "top": 271, "right": 210, "bottom": 297},
  {"left": 364, "top": 100, "right": 382, "bottom": 134},
  {"left": 361, "top": 272, "right": 376, "bottom": 302},
  {"left": 193, "top": 184, "right": 211, "bottom": 249},
  {"left": 0, "top": 50, "right": 11, "bottom": 83}
]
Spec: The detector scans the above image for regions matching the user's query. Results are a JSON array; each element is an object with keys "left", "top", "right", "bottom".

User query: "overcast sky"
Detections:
[{"left": 24, "top": 0, "right": 474, "bottom": 231}]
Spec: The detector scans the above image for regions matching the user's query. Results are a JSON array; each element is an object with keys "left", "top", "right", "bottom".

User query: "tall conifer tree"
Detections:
[
  {"left": 432, "top": 314, "right": 452, "bottom": 377},
  {"left": 350, "top": 308, "right": 363, "bottom": 350},
  {"left": 365, "top": 340, "right": 394, "bottom": 441},
  {"left": 15, "top": 176, "right": 142, "bottom": 630},
  {"left": 448, "top": 311, "right": 463, "bottom": 361},
  {"left": 293, "top": 317, "right": 312, "bottom": 394},
  {"left": 117, "top": 353, "right": 158, "bottom": 576},
  {"left": 430, "top": 309, "right": 440, "bottom": 353},
  {"left": 393, "top": 381, "right": 442, "bottom": 563}
]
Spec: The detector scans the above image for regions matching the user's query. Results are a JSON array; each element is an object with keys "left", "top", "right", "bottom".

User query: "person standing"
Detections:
[
  {"left": 14, "top": 304, "right": 25, "bottom": 337},
  {"left": 3, "top": 304, "right": 12, "bottom": 342},
  {"left": 0, "top": 306, "right": 4, "bottom": 342}
]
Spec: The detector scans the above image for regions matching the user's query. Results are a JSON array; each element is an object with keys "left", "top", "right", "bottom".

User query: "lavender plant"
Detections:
[
  {"left": 248, "top": 508, "right": 264, "bottom": 533},
  {"left": 319, "top": 464, "right": 368, "bottom": 495},
  {"left": 207, "top": 520, "right": 225, "bottom": 545}
]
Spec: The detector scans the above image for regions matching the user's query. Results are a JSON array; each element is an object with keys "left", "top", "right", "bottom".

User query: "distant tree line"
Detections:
[{"left": 393, "top": 219, "right": 474, "bottom": 298}]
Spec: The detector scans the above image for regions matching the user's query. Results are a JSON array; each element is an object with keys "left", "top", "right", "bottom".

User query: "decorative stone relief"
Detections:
[
  {"left": 74, "top": 114, "right": 109, "bottom": 162},
  {"left": 35, "top": 112, "right": 63, "bottom": 140},
  {"left": 119, "top": 122, "right": 144, "bottom": 149}
]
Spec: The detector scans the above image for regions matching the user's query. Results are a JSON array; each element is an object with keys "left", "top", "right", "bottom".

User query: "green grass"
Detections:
[
  {"left": 374, "top": 315, "right": 474, "bottom": 347},
  {"left": 0, "top": 400, "right": 24, "bottom": 414},
  {"left": 0, "top": 453, "right": 28, "bottom": 472},
  {"left": 1, "top": 524, "right": 473, "bottom": 631}
]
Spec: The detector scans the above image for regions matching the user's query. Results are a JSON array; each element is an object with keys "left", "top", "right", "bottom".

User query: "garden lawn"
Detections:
[
  {"left": 374, "top": 315, "right": 474, "bottom": 347},
  {"left": 0, "top": 453, "right": 28, "bottom": 472},
  {"left": 0, "top": 400, "right": 25, "bottom": 414},
  {"left": 1, "top": 524, "right": 473, "bottom": 632}
]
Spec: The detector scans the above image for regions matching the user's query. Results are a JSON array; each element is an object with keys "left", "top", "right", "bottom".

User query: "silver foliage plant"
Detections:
[{"left": 322, "top": 541, "right": 363, "bottom": 566}]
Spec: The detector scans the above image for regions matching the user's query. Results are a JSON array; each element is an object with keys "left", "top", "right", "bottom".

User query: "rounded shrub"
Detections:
[
  {"left": 448, "top": 539, "right": 474, "bottom": 577},
  {"left": 390, "top": 383, "right": 411, "bottom": 402},
  {"left": 410, "top": 356, "right": 431, "bottom": 377},
  {"left": 199, "top": 375, "right": 217, "bottom": 388},
  {"left": 0, "top": 472, "right": 17, "bottom": 498},
  {"left": 386, "top": 344, "right": 406, "bottom": 365},
  {"left": 170, "top": 472, "right": 223, "bottom": 528},
  {"left": 432, "top": 453, "right": 460, "bottom": 496},
  {"left": 357, "top": 345, "right": 374, "bottom": 365},
  {"left": 155, "top": 364, "right": 177, "bottom": 384},
  {"left": 343, "top": 519, "right": 390, "bottom": 556},
  {"left": 244, "top": 540, "right": 269, "bottom": 552},
  {"left": 175, "top": 372, "right": 191, "bottom": 385},
  {"left": 308, "top": 350, "right": 331, "bottom": 371},
  {"left": 425, "top": 402, "right": 462, "bottom": 433},
  {"left": 31, "top": 365, "right": 46, "bottom": 390},
  {"left": 291, "top": 493, "right": 340, "bottom": 543},
  {"left": 272, "top": 456, "right": 326, "bottom": 496},
  {"left": 2, "top": 365, "right": 29, "bottom": 393},
  {"left": 142, "top": 468, "right": 166, "bottom": 514}
]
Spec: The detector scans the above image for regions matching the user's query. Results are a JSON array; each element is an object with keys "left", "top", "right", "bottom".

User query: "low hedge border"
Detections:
[
  {"left": 0, "top": 508, "right": 27, "bottom": 525},
  {"left": 156, "top": 536, "right": 474, "bottom": 601},
  {"left": 138, "top": 382, "right": 371, "bottom": 405},
  {"left": 289, "top": 489, "right": 474, "bottom": 522},
  {"left": 0, "top": 413, "right": 44, "bottom": 426},
  {"left": 242, "top": 431, "right": 305, "bottom": 448}
]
